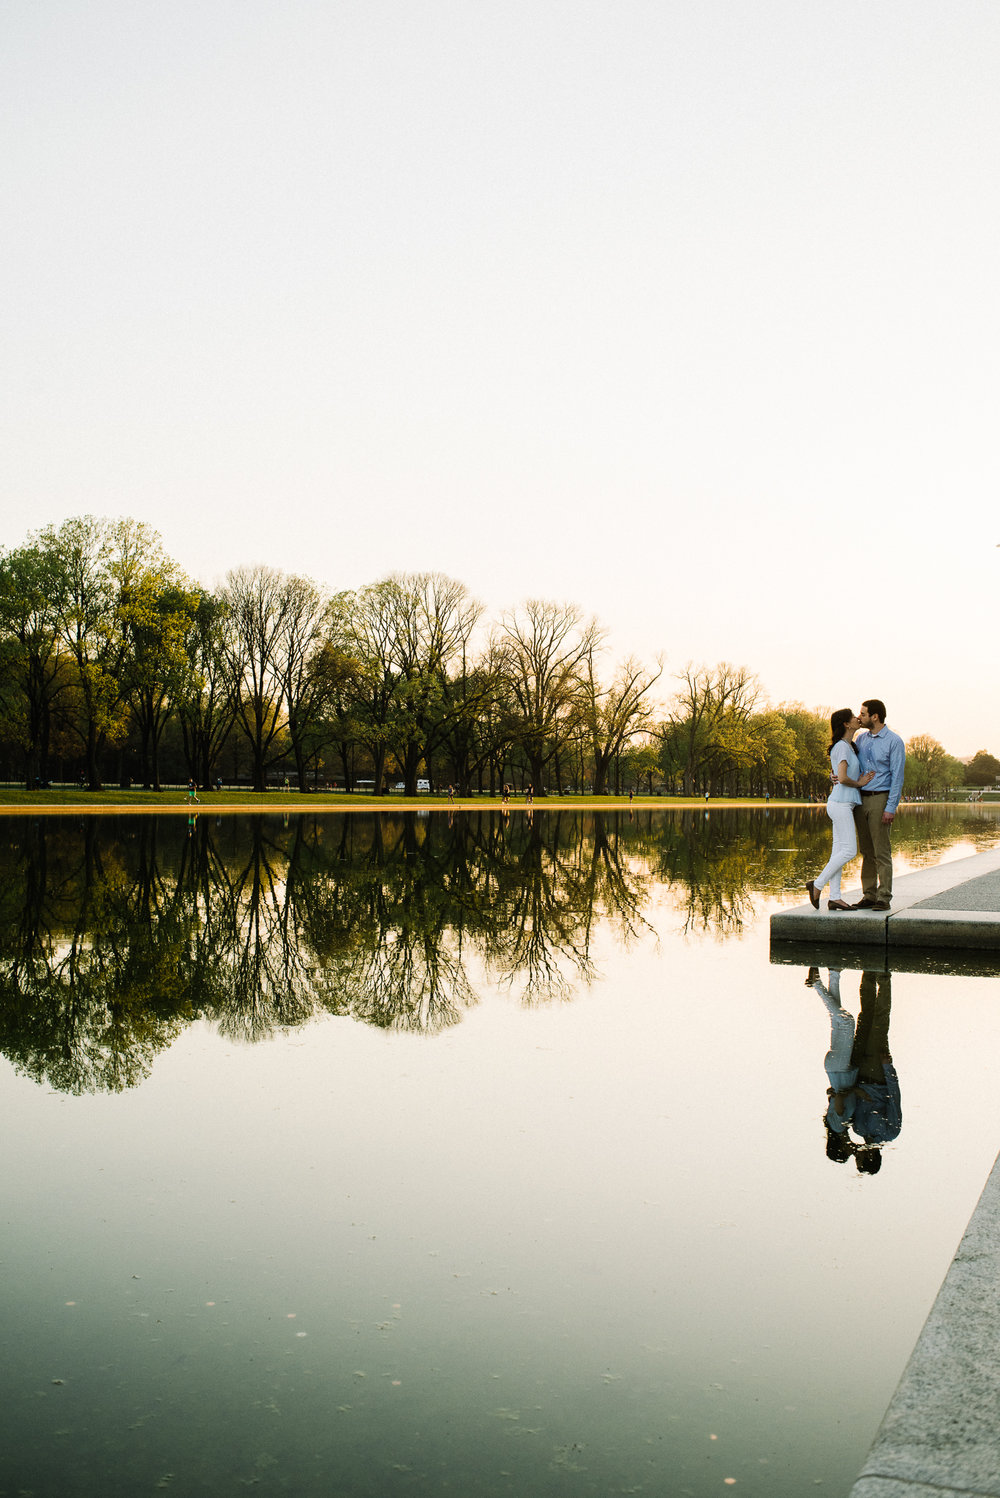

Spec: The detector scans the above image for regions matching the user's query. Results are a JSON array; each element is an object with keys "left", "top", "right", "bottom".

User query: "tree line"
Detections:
[{"left": 0, "top": 514, "right": 985, "bottom": 797}]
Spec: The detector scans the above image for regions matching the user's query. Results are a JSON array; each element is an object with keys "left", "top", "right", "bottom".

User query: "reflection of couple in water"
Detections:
[{"left": 807, "top": 967, "right": 901, "bottom": 1173}]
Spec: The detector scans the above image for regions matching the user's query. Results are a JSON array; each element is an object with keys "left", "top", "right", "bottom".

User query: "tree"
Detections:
[
  {"left": 494, "top": 600, "right": 600, "bottom": 794},
  {"left": 124, "top": 577, "right": 202, "bottom": 789},
  {"left": 387, "top": 572, "right": 483, "bottom": 794},
  {"left": 624, "top": 740, "right": 661, "bottom": 793},
  {"left": 330, "top": 579, "right": 408, "bottom": 794},
  {"left": 905, "top": 735, "right": 950, "bottom": 798},
  {"left": 965, "top": 749, "right": 1000, "bottom": 788},
  {"left": 746, "top": 708, "right": 797, "bottom": 794},
  {"left": 778, "top": 703, "right": 830, "bottom": 798},
  {"left": 36, "top": 515, "right": 178, "bottom": 788},
  {"left": 220, "top": 565, "right": 297, "bottom": 792},
  {"left": 175, "top": 592, "right": 238, "bottom": 789},
  {"left": 581, "top": 649, "right": 664, "bottom": 796},
  {"left": 274, "top": 575, "right": 338, "bottom": 791},
  {"left": 0, "top": 544, "right": 69, "bottom": 786},
  {"left": 666, "top": 663, "right": 761, "bottom": 794}
]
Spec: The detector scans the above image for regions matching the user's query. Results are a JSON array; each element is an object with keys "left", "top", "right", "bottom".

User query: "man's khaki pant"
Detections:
[{"left": 853, "top": 792, "right": 893, "bottom": 902}]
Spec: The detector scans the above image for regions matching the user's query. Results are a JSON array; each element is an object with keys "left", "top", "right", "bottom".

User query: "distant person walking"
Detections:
[
  {"left": 852, "top": 699, "right": 906, "bottom": 910},
  {"left": 806, "top": 709, "right": 874, "bottom": 912},
  {"left": 187, "top": 778, "right": 200, "bottom": 805}
]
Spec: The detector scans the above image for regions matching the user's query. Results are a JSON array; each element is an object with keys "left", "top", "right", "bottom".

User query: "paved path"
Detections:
[
  {"left": 770, "top": 846, "right": 1000, "bottom": 951},
  {"left": 849, "top": 1146, "right": 1000, "bottom": 1498}
]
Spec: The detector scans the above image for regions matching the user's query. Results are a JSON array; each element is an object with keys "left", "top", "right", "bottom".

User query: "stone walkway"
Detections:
[
  {"left": 849, "top": 1147, "right": 1000, "bottom": 1498},
  {"left": 770, "top": 846, "right": 1000, "bottom": 951}
]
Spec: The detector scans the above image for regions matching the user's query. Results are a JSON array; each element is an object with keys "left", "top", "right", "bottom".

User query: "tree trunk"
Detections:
[
  {"left": 86, "top": 722, "right": 102, "bottom": 790},
  {"left": 592, "top": 751, "right": 610, "bottom": 796}
]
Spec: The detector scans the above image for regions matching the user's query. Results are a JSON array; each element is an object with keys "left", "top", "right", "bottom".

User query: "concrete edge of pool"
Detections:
[
  {"left": 769, "top": 845, "right": 1000, "bottom": 951},
  {"left": 848, "top": 1143, "right": 1000, "bottom": 1498}
]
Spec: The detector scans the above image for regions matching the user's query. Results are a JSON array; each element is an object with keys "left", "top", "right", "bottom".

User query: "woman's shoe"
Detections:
[
  {"left": 828, "top": 900, "right": 853, "bottom": 911},
  {"left": 806, "top": 881, "right": 820, "bottom": 909}
]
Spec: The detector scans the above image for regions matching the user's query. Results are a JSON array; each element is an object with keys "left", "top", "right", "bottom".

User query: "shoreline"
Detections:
[
  {"left": 0, "top": 793, "right": 819, "bottom": 816},
  {"left": 0, "top": 794, "right": 981, "bottom": 817}
]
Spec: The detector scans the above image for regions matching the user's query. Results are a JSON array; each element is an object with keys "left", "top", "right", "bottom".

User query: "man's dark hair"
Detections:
[{"left": 862, "top": 698, "right": 886, "bottom": 723}]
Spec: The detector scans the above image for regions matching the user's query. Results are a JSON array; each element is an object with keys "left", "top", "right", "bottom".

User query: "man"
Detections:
[{"left": 852, "top": 699, "right": 905, "bottom": 910}]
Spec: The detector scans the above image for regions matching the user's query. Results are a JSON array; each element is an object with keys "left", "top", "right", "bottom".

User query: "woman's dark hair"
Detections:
[
  {"left": 824, "top": 1123, "right": 854, "bottom": 1163},
  {"left": 827, "top": 708, "right": 855, "bottom": 755}
]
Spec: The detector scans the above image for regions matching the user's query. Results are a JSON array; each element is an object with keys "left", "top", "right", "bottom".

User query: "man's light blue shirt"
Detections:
[{"left": 856, "top": 726, "right": 906, "bottom": 816}]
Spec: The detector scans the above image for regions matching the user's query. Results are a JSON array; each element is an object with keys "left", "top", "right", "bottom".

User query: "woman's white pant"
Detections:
[{"left": 813, "top": 802, "right": 858, "bottom": 900}]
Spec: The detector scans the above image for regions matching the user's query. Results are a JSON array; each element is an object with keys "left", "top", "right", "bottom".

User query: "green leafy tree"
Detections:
[
  {"left": 905, "top": 735, "right": 950, "bottom": 797},
  {"left": 35, "top": 515, "right": 179, "bottom": 788},
  {"left": 666, "top": 663, "right": 761, "bottom": 794},
  {"left": 965, "top": 749, "right": 1000, "bottom": 787},
  {"left": 0, "top": 544, "right": 70, "bottom": 785}
]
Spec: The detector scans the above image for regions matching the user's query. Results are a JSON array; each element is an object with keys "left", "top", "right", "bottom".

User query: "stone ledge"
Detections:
[{"left": 850, "top": 1149, "right": 1000, "bottom": 1498}]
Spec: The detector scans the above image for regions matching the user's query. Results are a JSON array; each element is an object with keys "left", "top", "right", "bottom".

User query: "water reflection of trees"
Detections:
[{"left": 0, "top": 806, "right": 993, "bottom": 1092}]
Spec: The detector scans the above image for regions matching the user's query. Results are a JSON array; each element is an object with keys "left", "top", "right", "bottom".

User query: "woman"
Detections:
[{"left": 806, "top": 708, "right": 874, "bottom": 912}]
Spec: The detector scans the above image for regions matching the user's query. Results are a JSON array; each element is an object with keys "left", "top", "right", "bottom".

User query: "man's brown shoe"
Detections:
[
  {"left": 852, "top": 897, "right": 878, "bottom": 909},
  {"left": 870, "top": 900, "right": 891, "bottom": 911}
]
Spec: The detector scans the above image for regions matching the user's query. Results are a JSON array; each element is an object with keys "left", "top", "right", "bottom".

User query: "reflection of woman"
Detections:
[
  {"left": 806, "top": 709, "right": 874, "bottom": 912},
  {"left": 806, "top": 967, "right": 859, "bottom": 1156}
]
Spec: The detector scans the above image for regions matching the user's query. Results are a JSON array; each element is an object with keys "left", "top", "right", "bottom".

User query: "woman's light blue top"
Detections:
[{"left": 828, "top": 740, "right": 861, "bottom": 806}]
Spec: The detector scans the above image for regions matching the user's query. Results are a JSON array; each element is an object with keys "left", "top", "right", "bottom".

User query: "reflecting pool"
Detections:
[{"left": 2, "top": 806, "right": 999, "bottom": 1497}]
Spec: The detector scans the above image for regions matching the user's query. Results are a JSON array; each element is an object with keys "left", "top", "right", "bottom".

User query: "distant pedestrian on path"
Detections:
[
  {"left": 187, "top": 778, "right": 200, "bottom": 805},
  {"left": 851, "top": 699, "right": 906, "bottom": 911}
]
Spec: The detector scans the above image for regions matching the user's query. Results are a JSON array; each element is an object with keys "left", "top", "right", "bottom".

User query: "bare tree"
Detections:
[
  {"left": 176, "top": 591, "right": 238, "bottom": 789},
  {"left": 582, "top": 649, "right": 664, "bottom": 795},
  {"left": 275, "top": 574, "right": 344, "bottom": 791},
  {"left": 494, "top": 600, "right": 600, "bottom": 795},
  {"left": 221, "top": 565, "right": 297, "bottom": 792},
  {"left": 390, "top": 571, "right": 483, "bottom": 793}
]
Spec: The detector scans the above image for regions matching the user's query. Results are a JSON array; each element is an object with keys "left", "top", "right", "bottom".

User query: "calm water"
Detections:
[{"left": 2, "top": 806, "right": 999, "bottom": 1498}]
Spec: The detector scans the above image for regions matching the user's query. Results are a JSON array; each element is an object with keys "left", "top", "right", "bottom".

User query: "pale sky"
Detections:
[{"left": 2, "top": 1, "right": 998, "bottom": 757}]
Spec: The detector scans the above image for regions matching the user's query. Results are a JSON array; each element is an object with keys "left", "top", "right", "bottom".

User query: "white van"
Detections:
[{"left": 417, "top": 779, "right": 430, "bottom": 793}]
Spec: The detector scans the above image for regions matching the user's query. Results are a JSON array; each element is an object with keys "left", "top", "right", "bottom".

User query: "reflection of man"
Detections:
[
  {"left": 849, "top": 971, "right": 901, "bottom": 1169},
  {"left": 852, "top": 699, "right": 905, "bottom": 910}
]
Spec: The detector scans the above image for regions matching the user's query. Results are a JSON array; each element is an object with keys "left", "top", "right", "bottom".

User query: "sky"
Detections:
[{"left": 2, "top": 1, "right": 998, "bottom": 757}]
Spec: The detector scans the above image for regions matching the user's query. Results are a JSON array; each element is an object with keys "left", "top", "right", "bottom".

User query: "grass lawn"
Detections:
[{"left": 0, "top": 786, "right": 801, "bottom": 813}]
